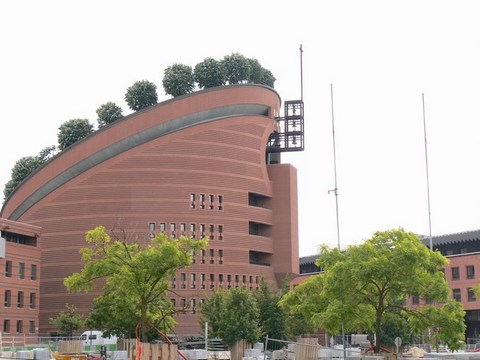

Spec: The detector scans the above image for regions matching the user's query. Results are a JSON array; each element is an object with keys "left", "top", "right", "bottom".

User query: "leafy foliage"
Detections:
[
  {"left": 410, "top": 300, "right": 466, "bottom": 352},
  {"left": 162, "top": 63, "right": 195, "bottom": 97},
  {"left": 125, "top": 80, "right": 158, "bottom": 111},
  {"left": 280, "top": 229, "right": 463, "bottom": 353},
  {"left": 64, "top": 226, "right": 208, "bottom": 341},
  {"left": 57, "top": 118, "right": 94, "bottom": 151},
  {"left": 194, "top": 57, "right": 226, "bottom": 89},
  {"left": 200, "top": 286, "right": 260, "bottom": 346},
  {"left": 3, "top": 146, "right": 56, "bottom": 199},
  {"left": 49, "top": 303, "right": 84, "bottom": 337},
  {"left": 222, "top": 53, "right": 250, "bottom": 85},
  {"left": 96, "top": 102, "right": 124, "bottom": 128},
  {"left": 253, "top": 279, "right": 288, "bottom": 350}
]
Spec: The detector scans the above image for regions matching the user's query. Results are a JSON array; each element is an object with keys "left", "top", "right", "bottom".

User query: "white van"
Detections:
[{"left": 81, "top": 330, "right": 118, "bottom": 347}]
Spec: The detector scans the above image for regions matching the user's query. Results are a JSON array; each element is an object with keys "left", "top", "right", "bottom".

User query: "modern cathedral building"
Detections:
[{"left": 0, "top": 84, "right": 304, "bottom": 336}]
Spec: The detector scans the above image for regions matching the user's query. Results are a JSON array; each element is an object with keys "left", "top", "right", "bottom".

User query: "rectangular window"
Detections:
[
  {"left": 29, "top": 321, "right": 35, "bottom": 334},
  {"left": 190, "top": 223, "right": 196, "bottom": 239},
  {"left": 149, "top": 223, "right": 155, "bottom": 232},
  {"left": 242, "top": 275, "right": 246, "bottom": 283},
  {"left": 200, "top": 224, "right": 206, "bottom": 237},
  {"left": 17, "top": 291, "right": 24, "bottom": 308},
  {"left": 5, "top": 260, "right": 12, "bottom": 277},
  {"left": 191, "top": 298, "right": 196, "bottom": 314},
  {"left": 218, "top": 249, "right": 223, "bottom": 264},
  {"left": 31, "top": 264, "right": 37, "bottom": 280},
  {"left": 16, "top": 320, "right": 23, "bottom": 333},
  {"left": 468, "top": 288, "right": 477, "bottom": 302},
  {"left": 227, "top": 274, "right": 232, "bottom": 283},
  {"left": 3, "top": 320, "right": 10, "bottom": 333},
  {"left": 181, "top": 273, "right": 186, "bottom": 288},
  {"left": 200, "top": 194, "right": 206, "bottom": 209},
  {"left": 209, "top": 224, "right": 214, "bottom": 240},
  {"left": 19, "top": 263, "right": 25, "bottom": 279},
  {"left": 201, "top": 249, "right": 206, "bottom": 264},
  {"left": 201, "top": 273, "right": 206, "bottom": 288},
  {"left": 30, "top": 293, "right": 36, "bottom": 309},
  {"left": 4, "top": 290, "right": 11, "bottom": 307},
  {"left": 412, "top": 295, "right": 420, "bottom": 305},
  {"left": 467, "top": 265, "right": 475, "bottom": 279},
  {"left": 453, "top": 288, "right": 461, "bottom": 301},
  {"left": 218, "top": 274, "right": 223, "bottom": 283},
  {"left": 218, "top": 225, "right": 223, "bottom": 240},
  {"left": 170, "top": 223, "right": 176, "bottom": 238},
  {"left": 209, "top": 194, "right": 214, "bottom": 209},
  {"left": 160, "top": 223, "right": 166, "bottom": 232},
  {"left": 171, "top": 298, "right": 176, "bottom": 307},
  {"left": 452, "top": 267, "right": 460, "bottom": 280},
  {"left": 190, "top": 273, "right": 196, "bottom": 289},
  {"left": 190, "top": 193, "right": 196, "bottom": 209},
  {"left": 218, "top": 195, "right": 223, "bottom": 210},
  {"left": 180, "top": 223, "right": 186, "bottom": 234},
  {"left": 210, "top": 273, "right": 214, "bottom": 282}
]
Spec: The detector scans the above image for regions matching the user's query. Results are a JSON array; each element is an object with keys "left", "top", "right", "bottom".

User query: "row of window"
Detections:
[
  {"left": 452, "top": 287, "right": 477, "bottom": 302},
  {"left": 3, "top": 319, "right": 36, "bottom": 334},
  {"left": 3, "top": 290, "right": 37, "bottom": 308},
  {"left": 451, "top": 265, "right": 475, "bottom": 280},
  {"left": 190, "top": 248, "right": 223, "bottom": 265},
  {"left": 149, "top": 223, "right": 224, "bottom": 240},
  {"left": 3, "top": 261, "right": 37, "bottom": 280},
  {"left": 171, "top": 272, "right": 260, "bottom": 290},
  {"left": 190, "top": 193, "right": 224, "bottom": 210},
  {"left": 411, "top": 287, "right": 477, "bottom": 305}
]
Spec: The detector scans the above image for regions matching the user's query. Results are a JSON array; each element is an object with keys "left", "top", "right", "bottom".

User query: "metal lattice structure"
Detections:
[{"left": 267, "top": 100, "right": 304, "bottom": 153}]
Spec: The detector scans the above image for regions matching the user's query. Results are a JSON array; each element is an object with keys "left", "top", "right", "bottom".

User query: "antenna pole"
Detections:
[
  {"left": 329, "top": 84, "right": 345, "bottom": 360},
  {"left": 422, "top": 93, "right": 433, "bottom": 250},
  {"left": 299, "top": 44, "right": 304, "bottom": 101},
  {"left": 329, "top": 84, "right": 341, "bottom": 250}
]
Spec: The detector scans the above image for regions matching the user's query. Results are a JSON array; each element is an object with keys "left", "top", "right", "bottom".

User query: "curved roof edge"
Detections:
[{"left": 5, "top": 102, "right": 270, "bottom": 220}]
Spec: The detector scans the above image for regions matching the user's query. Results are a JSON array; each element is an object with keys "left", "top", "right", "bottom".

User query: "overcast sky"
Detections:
[{"left": 2, "top": 1, "right": 480, "bottom": 257}]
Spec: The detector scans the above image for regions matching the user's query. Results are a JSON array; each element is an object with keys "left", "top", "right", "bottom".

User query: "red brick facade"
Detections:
[
  {"left": 0, "top": 218, "right": 41, "bottom": 337},
  {"left": 0, "top": 85, "right": 299, "bottom": 336}
]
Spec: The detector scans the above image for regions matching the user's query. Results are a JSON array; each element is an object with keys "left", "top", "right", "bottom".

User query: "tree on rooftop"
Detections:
[
  {"left": 125, "top": 80, "right": 158, "bottom": 111},
  {"left": 64, "top": 225, "right": 208, "bottom": 341},
  {"left": 57, "top": 118, "right": 94, "bottom": 151},
  {"left": 162, "top": 63, "right": 195, "bottom": 97},
  {"left": 222, "top": 53, "right": 250, "bottom": 85},
  {"left": 96, "top": 102, "right": 124, "bottom": 128},
  {"left": 3, "top": 146, "right": 56, "bottom": 200},
  {"left": 279, "top": 228, "right": 465, "bottom": 353},
  {"left": 194, "top": 57, "right": 226, "bottom": 90}
]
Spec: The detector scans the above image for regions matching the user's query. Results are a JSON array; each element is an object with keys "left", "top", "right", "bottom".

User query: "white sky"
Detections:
[{"left": 1, "top": 1, "right": 480, "bottom": 257}]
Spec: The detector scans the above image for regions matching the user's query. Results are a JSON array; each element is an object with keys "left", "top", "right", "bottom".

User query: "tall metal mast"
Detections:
[{"left": 422, "top": 93, "right": 433, "bottom": 250}]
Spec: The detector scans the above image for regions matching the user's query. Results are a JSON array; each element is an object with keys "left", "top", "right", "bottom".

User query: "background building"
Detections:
[
  {"left": 0, "top": 218, "right": 41, "bottom": 339},
  {"left": 0, "top": 85, "right": 302, "bottom": 336}
]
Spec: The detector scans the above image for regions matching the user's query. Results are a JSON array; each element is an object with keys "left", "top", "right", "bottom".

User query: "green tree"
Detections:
[
  {"left": 253, "top": 279, "right": 288, "bottom": 350},
  {"left": 49, "top": 303, "right": 84, "bottom": 337},
  {"left": 280, "top": 229, "right": 461, "bottom": 353},
  {"left": 125, "top": 80, "right": 158, "bottom": 111},
  {"left": 64, "top": 226, "right": 208, "bottom": 341},
  {"left": 96, "top": 102, "right": 123, "bottom": 128},
  {"left": 57, "top": 118, "right": 94, "bottom": 151},
  {"left": 162, "top": 63, "right": 195, "bottom": 97},
  {"left": 3, "top": 146, "right": 56, "bottom": 199},
  {"left": 200, "top": 286, "right": 260, "bottom": 347},
  {"left": 410, "top": 300, "right": 466, "bottom": 352},
  {"left": 222, "top": 53, "right": 250, "bottom": 85},
  {"left": 246, "top": 58, "right": 276, "bottom": 87},
  {"left": 194, "top": 57, "right": 226, "bottom": 89}
]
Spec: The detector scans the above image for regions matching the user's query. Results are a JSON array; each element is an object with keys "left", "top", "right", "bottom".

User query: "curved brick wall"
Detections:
[{"left": 1, "top": 84, "right": 299, "bottom": 335}]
